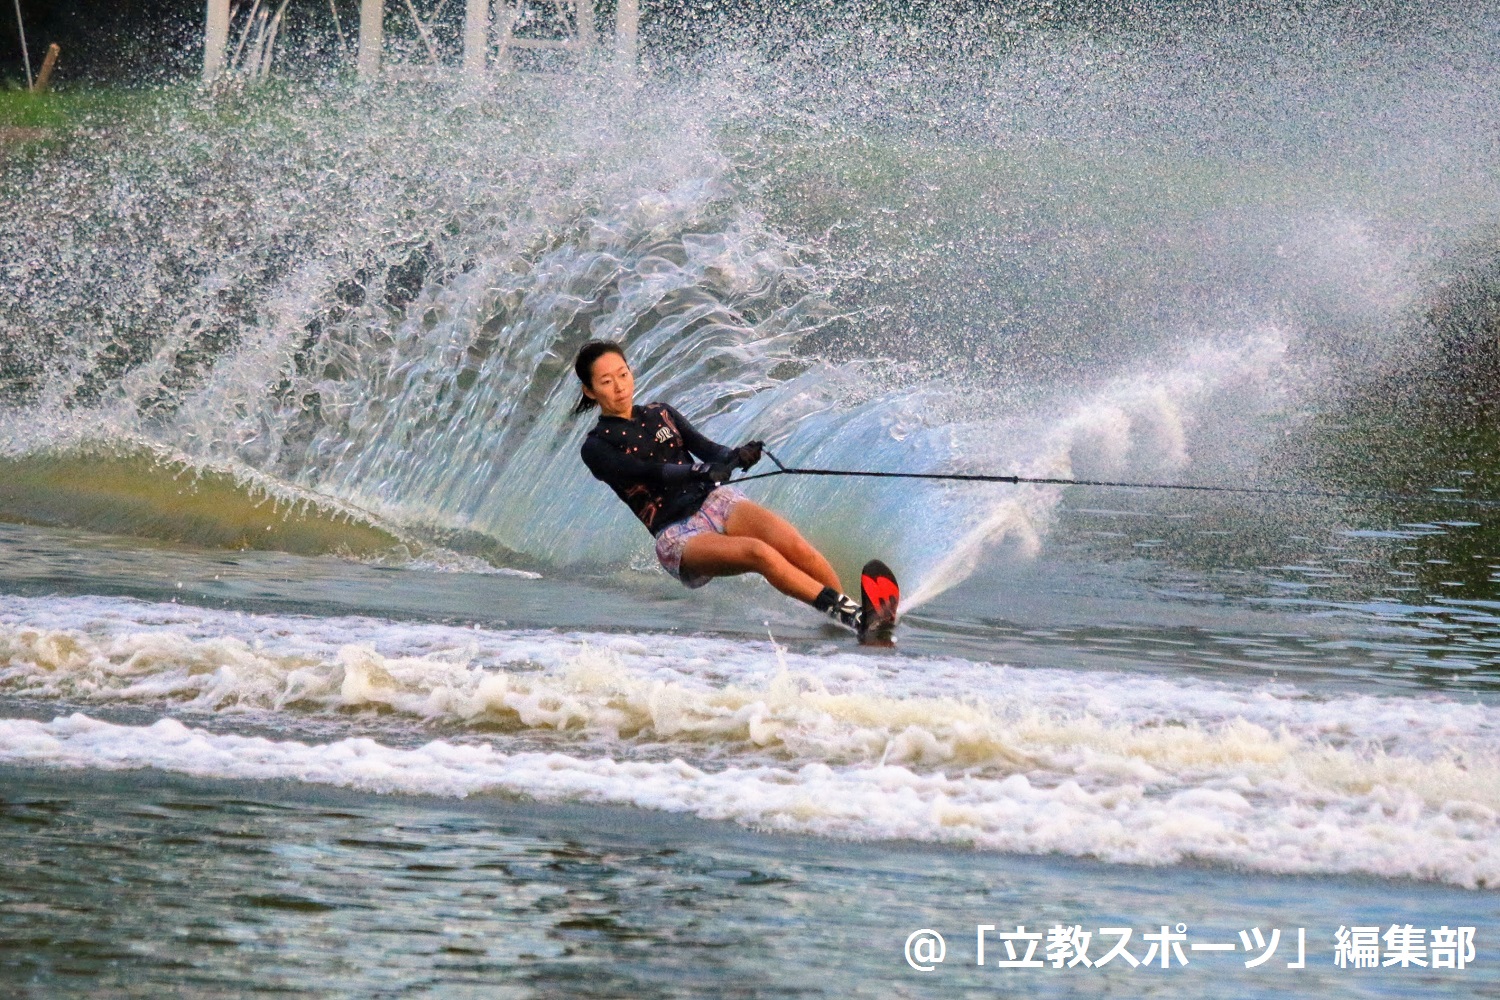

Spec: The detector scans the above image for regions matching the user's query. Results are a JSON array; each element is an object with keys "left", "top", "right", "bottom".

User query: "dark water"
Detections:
[{"left": 3, "top": 765, "right": 1496, "bottom": 999}]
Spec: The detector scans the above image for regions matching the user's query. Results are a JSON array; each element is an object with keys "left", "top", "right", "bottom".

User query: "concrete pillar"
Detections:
[
  {"left": 358, "top": 0, "right": 384, "bottom": 80},
  {"left": 463, "top": 0, "right": 491, "bottom": 75},
  {"left": 203, "top": 0, "right": 231, "bottom": 80},
  {"left": 614, "top": 0, "right": 637, "bottom": 68},
  {"left": 576, "top": 0, "right": 595, "bottom": 50}
]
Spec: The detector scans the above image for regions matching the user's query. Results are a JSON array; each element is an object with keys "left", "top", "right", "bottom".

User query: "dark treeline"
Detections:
[
  {"left": 4, "top": 0, "right": 1443, "bottom": 89},
  {"left": 3, "top": 0, "right": 203, "bottom": 85},
  {"left": 2, "top": 0, "right": 1050, "bottom": 86},
  {"left": 0, "top": 0, "right": 1030, "bottom": 86}
]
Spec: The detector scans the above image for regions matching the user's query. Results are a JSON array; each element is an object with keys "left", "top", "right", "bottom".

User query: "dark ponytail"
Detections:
[{"left": 571, "top": 340, "right": 626, "bottom": 416}]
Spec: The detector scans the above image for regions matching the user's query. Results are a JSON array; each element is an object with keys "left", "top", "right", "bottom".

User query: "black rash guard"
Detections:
[{"left": 580, "top": 402, "right": 736, "bottom": 535}]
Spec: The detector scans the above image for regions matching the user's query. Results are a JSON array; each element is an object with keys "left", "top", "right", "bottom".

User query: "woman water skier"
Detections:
[{"left": 572, "top": 339, "right": 868, "bottom": 633}]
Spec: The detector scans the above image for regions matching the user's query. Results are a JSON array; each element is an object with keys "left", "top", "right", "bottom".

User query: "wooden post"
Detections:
[
  {"left": 203, "top": 0, "right": 230, "bottom": 80},
  {"left": 31, "top": 42, "right": 58, "bottom": 92},
  {"left": 462, "top": 0, "right": 490, "bottom": 75},
  {"left": 614, "top": 0, "right": 637, "bottom": 69},
  {"left": 357, "top": 0, "right": 383, "bottom": 80},
  {"left": 575, "top": 0, "right": 595, "bottom": 51}
]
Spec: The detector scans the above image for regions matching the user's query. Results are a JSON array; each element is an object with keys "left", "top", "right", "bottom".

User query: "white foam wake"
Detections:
[
  {"left": 2, "top": 594, "right": 1498, "bottom": 887},
  {"left": 2, "top": 711, "right": 1495, "bottom": 889}
]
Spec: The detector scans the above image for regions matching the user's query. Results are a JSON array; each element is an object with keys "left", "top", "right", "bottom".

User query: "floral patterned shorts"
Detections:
[{"left": 654, "top": 487, "right": 745, "bottom": 589}]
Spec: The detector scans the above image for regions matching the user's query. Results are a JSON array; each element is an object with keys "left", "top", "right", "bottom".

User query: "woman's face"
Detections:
[{"left": 585, "top": 351, "right": 634, "bottom": 418}]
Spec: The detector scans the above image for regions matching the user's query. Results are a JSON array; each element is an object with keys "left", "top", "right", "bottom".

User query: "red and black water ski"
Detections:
[{"left": 857, "top": 559, "right": 899, "bottom": 646}]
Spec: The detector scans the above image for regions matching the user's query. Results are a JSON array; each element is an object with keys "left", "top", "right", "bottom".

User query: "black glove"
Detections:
[
  {"left": 733, "top": 440, "right": 765, "bottom": 471},
  {"left": 693, "top": 461, "right": 738, "bottom": 485}
]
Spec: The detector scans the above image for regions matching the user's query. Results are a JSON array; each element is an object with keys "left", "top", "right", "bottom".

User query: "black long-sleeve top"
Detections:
[{"left": 580, "top": 402, "right": 735, "bottom": 535}]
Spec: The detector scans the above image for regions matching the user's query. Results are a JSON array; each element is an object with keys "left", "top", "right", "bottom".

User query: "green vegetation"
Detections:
[{"left": 0, "top": 85, "right": 175, "bottom": 136}]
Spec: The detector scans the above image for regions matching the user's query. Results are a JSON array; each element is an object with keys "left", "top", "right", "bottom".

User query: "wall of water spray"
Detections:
[{"left": 2, "top": 1, "right": 1499, "bottom": 597}]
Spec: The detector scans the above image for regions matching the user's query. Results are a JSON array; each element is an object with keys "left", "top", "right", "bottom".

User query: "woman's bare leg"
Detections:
[
  {"left": 679, "top": 532, "right": 826, "bottom": 604},
  {"left": 722, "top": 500, "right": 842, "bottom": 593}
]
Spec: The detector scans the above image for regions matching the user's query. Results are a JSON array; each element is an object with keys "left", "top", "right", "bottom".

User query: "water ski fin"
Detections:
[{"left": 857, "top": 559, "right": 899, "bottom": 646}]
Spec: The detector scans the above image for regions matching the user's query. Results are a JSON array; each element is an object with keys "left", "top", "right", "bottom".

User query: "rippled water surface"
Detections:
[{"left": 4, "top": 765, "right": 1496, "bottom": 999}]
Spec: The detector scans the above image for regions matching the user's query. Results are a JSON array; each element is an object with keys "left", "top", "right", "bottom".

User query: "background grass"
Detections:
[{"left": 0, "top": 85, "right": 169, "bottom": 130}]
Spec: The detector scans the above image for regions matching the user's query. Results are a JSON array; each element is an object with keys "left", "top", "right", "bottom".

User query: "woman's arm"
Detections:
[
  {"left": 662, "top": 404, "right": 736, "bottom": 465},
  {"left": 581, "top": 435, "right": 710, "bottom": 488}
]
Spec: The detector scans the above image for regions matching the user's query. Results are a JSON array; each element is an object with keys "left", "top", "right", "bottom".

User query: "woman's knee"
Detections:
[
  {"left": 766, "top": 524, "right": 820, "bottom": 567},
  {"left": 742, "top": 538, "right": 780, "bottom": 572}
]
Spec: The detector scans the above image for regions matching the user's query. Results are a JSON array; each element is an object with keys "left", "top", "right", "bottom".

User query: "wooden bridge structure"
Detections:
[{"left": 201, "top": 0, "right": 639, "bottom": 81}]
